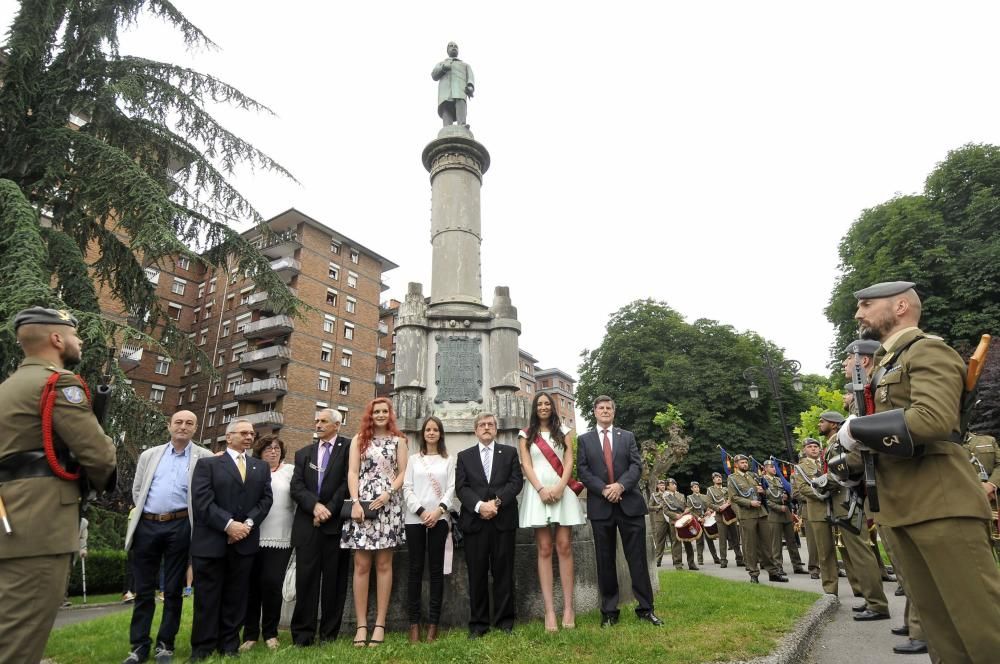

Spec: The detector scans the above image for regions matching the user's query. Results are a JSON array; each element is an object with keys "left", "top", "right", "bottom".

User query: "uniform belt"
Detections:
[
  {"left": 0, "top": 450, "right": 57, "bottom": 482},
  {"left": 142, "top": 509, "right": 188, "bottom": 522}
]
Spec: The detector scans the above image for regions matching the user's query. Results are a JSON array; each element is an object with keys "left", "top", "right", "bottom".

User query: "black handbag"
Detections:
[
  {"left": 341, "top": 499, "right": 377, "bottom": 520},
  {"left": 448, "top": 511, "right": 464, "bottom": 545}
]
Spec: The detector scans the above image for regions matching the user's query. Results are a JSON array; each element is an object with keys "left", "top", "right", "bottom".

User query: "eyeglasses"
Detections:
[
  {"left": 476, "top": 422, "right": 496, "bottom": 429},
  {"left": 262, "top": 444, "right": 281, "bottom": 451}
]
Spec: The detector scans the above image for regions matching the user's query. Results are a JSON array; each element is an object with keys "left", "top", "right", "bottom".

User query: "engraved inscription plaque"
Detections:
[{"left": 434, "top": 335, "right": 483, "bottom": 403}]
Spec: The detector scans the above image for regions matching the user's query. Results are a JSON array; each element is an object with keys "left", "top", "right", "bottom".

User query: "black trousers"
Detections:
[
  {"left": 290, "top": 529, "right": 350, "bottom": 645},
  {"left": 242, "top": 546, "right": 293, "bottom": 641},
  {"left": 190, "top": 550, "right": 254, "bottom": 658},
  {"left": 590, "top": 505, "right": 654, "bottom": 617},
  {"left": 405, "top": 521, "right": 449, "bottom": 624},
  {"left": 128, "top": 518, "right": 190, "bottom": 652},
  {"left": 464, "top": 520, "right": 516, "bottom": 635}
]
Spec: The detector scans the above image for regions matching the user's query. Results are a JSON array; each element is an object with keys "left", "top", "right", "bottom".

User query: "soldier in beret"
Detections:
[
  {"left": 663, "top": 479, "right": 697, "bottom": 570},
  {"left": 838, "top": 281, "right": 1000, "bottom": 661},
  {"left": 686, "top": 481, "right": 720, "bottom": 565},
  {"left": 646, "top": 479, "right": 671, "bottom": 567},
  {"left": 792, "top": 438, "right": 825, "bottom": 580},
  {"left": 964, "top": 430, "right": 1000, "bottom": 557},
  {"left": 728, "top": 455, "right": 783, "bottom": 583},
  {"left": 0, "top": 307, "right": 117, "bottom": 664},
  {"left": 706, "top": 471, "right": 742, "bottom": 568},
  {"left": 762, "top": 460, "right": 806, "bottom": 575}
]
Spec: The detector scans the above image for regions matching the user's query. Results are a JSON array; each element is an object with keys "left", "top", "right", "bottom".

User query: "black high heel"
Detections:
[
  {"left": 368, "top": 624, "right": 386, "bottom": 647},
  {"left": 353, "top": 625, "right": 368, "bottom": 647}
]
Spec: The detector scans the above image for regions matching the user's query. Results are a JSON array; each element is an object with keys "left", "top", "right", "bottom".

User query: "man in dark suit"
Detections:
[
  {"left": 455, "top": 412, "right": 524, "bottom": 638},
  {"left": 288, "top": 408, "right": 351, "bottom": 645},
  {"left": 189, "top": 419, "right": 272, "bottom": 660},
  {"left": 577, "top": 395, "right": 663, "bottom": 628}
]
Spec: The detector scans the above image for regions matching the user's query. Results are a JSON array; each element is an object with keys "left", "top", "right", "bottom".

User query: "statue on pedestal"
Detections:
[{"left": 432, "top": 41, "right": 475, "bottom": 128}]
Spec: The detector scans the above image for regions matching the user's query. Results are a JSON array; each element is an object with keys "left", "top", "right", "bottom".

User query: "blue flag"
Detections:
[{"left": 719, "top": 447, "right": 733, "bottom": 476}]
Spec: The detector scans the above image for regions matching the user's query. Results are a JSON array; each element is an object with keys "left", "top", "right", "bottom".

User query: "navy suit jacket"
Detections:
[
  {"left": 289, "top": 435, "right": 350, "bottom": 544},
  {"left": 576, "top": 427, "right": 648, "bottom": 519},
  {"left": 455, "top": 442, "right": 523, "bottom": 534},
  {"left": 190, "top": 451, "right": 273, "bottom": 557}
]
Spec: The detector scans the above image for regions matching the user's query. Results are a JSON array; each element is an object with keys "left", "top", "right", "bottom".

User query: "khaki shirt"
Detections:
[
  {"left": 686, "top": 492, "right": 710, "bottom": 518},
  {"left": 0, "top": 358, "right": 116, "bottom": 559},
  {"left": 965, "top": 434, "right": 1000, "bottom": 487},
  {"left": 764, "top": 475, "right": 792, "bottom": 523},
  {"left": 871, "top": 328, "right": 991, "bottom": 526},
  {"left": 663, "top": 490, "right": 687, "bottom": 521},
  {"left": 728, "top": 470, "right": 766, "bottom": 519},
  {"left": 793, "top": 456, "right": 828, "bottom": 522},
  {"left": 705, "top": 484, "right": 730, "bottom": 510}
]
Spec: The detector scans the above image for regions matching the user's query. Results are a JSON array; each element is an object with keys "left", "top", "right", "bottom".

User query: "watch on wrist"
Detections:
[
  {"left": 351, "top": 498, "right": 360, "bottom": 504},
  {"left": 245, "top": 519, "right": 254, "bottom": 528},
  {"left": 495, "top": 497, "right": 502, "bottom": 508}
]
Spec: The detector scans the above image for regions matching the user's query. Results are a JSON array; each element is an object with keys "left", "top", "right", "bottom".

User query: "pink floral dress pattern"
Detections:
[{"left": 341, "top": 435, "right": 406, "bottom": 550}]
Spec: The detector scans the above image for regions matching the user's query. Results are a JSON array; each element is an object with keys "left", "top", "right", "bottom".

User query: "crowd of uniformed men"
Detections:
[{"left": 1, "top": 279, "right": 1000, "bottom": 663}]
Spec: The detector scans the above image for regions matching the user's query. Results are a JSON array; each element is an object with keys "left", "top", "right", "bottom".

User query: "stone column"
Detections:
[{"left": 421, "top": 126, "right": 491, "bottom": 315}]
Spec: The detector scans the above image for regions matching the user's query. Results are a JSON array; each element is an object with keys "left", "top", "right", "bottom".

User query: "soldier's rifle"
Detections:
[{"left": 852, "top": 344, "right": 879, "bottom": 512}]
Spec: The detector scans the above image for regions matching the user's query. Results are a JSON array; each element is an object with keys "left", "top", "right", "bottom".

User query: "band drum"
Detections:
[
  {"left": 674, "top": 514, "right": 703, "bottom": 542},
  {"left": 719, "top": 503, "right": 738, "bottom": 526},
  {"left": 703, "top": 514, "right": 719, "bottom": 539}
]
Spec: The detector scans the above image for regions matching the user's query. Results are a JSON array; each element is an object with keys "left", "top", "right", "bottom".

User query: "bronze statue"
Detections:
[{"left": 432, "top": 42, "right": 475, "bottom": 127}]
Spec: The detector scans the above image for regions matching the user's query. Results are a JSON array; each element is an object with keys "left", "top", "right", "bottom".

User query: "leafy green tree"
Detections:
[
  {"left": 577, "top": 300, "right": 819, "bottom": 484},
  {"left": 0, "top": 1, "right": 297, "bottom": 495},
  {"left": 639, "top": 405, "right": 691, "bottom": 498}
]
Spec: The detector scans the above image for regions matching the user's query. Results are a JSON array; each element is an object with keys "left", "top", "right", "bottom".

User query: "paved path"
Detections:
[
  {"left": 54, "top": 602, "right": 129, "bottom": 629},
  {"left": 662, "top": 546, "right": 930, "bottom": 664}
]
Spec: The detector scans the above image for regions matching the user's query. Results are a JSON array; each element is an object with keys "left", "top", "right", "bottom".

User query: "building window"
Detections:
[
  {"left": 318, "top": 372, "right": 331, "bottom": 392},
  {"left": 154, "top": 356, "right": 171, "bottom": 375},
  {"left": 350, "top": 249, "right": 360, "bottom": 264},
  {"left": 389, "top": 372, "right": 395, "bottom": 386},
  {"left": 346, "top": 297, "right": 356, "bottom": 314},
  {"left": 323, "top": 314, "right": 336, "bottom": 333},
  {"left": 216, "top": 350, "right": 225, "bottom": 367},
  {"left": 226, "top": 294, "right": 235, "bottom": 310},
  {"left": 338, "top": 407, "right": 349, "bottom": 426},
  {"left": 199, "top": 329, "right": 208, "bottom": 346},
  {"left": 347, "top": 272, "right": 358, "bottom": 288},
  {"left": 328, "top": 263, "right": 340, "bottom": 280},
  {"left": 320, "top": 343, "right": 333, "bottom": 362},
  {"left": 207, "top": 408, "right": 217, "bottom": 427},
  {"left": 168, "top": 303, "right": 183, "bottom": 320},
  {"left": 343, "top": 322, "right": 354, "bottom": 340},
  {"left": 203, "top": 302, "right": 213, "bottom": 319},
  {"left": 390, "top": 351, "right": 396, "bottom": 364},
  {"left": 226, "top": 375, "right": 242, "bottom": 392},
  {"left": 341, "top": 350, "right": 352, "bottom": 367},
  {"left": 189, "top": 386, "right": 198, "bottom": 403},
  {"left": 150, "top": 385, "right": 165, "bottom": 403},
  {"left": 178, "top": 256, "right": 191, "bottom": 270},
  {"left": 197, "top": 283, "right": 205, "bottom": 298},
  {"left": 375, "top": 373, "right": 386, "bottom": 385},
  {"left": 171, "top": 278, "right": 186, "bottom": 295},
  {"left": 183, "top": 360, "right": 191, "bottom": 376},
  {"left": 240, "top": 290, "right": 252, "bottom": 305},
  {"left": 145, "top": 267, "right": 160, "bottom": 284},
  {"left": 235, "top": 314, "right": 251, "bottom": 334},
  {"left": 231, "top": 343, "right": 246, "bottom": 362},
  {"left": 209, "top": 278, "right": 217, "bottom": 293},
  {"left": 211, "top": 380, "right": 220, "bottom": 396},
  {"left": 192, "top": 307, "right": 200, "bottom": 323},
  {"left": 222, "top": 405, "right": 237, "bottom": 424},
  {"left": 330, "top": 240, "right": 341, "bottom": 254},
  {"left": 339, "top": 378, "right": 350, "bottom": 396},
  {"left": 326, "top": 289, "right": 337, "bottom": 307},
  {"left": 221, "top": 320, "right": 231, "bottom": 337},
  {"left": 177, "top": 388, "right": 186, "bottom": 405}
]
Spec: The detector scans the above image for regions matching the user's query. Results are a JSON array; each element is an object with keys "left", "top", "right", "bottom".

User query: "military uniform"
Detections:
[
  {"left": 792, "top": 450, "right": 840, "bottom": 591},
  {"left": 727, "top": 463, "right": 779, "bottom": 581},
  {"left": 793, "top": 448, "right": 820, "bottom": 578},
  {"left": 647, "top": 487, "right": 671, "bottom": 566},
  {"left": 686, "top": 485, "right": 719, "bottom": 565},
  {"left": 965, "top": 432, "right": 1000, "bottom": 555},
  {"left": 763, "top": 471, "right": 805, "bottom": 574},
  {"left": 662, "top": 486, "right": 696, "bottom": 570},
  {"left": 705, "top": 478, "right": 742, "bottom": 567},
  {"left": 0, "top": 308, "right": 116, "bottom": 664}
]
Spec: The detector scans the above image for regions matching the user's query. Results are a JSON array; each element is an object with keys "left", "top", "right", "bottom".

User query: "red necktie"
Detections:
[{"left": 602, "top": 429, "right": 615, "bottom": 483}]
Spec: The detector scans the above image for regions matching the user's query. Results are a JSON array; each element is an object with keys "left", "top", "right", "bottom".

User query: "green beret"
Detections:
[
  {"left": 690, "top": 481, "right": 700, "bottom": 487},
  {"left": 13, "top": 306, "right": 78, "bottom": 330},
  {"left": 853, "top": 281, "right": 915, "bottom": 299},
  {"left": 656, "top": 479, "right": 666, "bottom": 485},
  {"left": 844, "top": 339, "right": 881, "bottom": 356},
  {"left": 762, "top": 459, "right": 774, "bottom": 468},
  {"left": 667, "top": 477, "right": 677, "bottom": 485},
  {"left": 733, "top": 454, "right": 748, "bottom": 462},
  {"left": 819, "top": 411, "right": 846, "bottom": 424},
  {"left": 802, "top": 438, "right": 821, "bottom": 447}
]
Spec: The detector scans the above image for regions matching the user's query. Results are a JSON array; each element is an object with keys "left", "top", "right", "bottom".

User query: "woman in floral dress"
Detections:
[{"left": 342, "top": 397, "right": 408, "bottom": 647}]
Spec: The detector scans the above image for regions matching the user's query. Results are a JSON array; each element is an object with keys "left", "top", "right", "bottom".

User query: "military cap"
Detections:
[
  {"left": 733, "top": 454, "right": 749, "bottom": 462},
  {"left": 843, "top": 339, "right": 881, "bottom": 356},
  {"left": 690, "top": 481, "right": 700, "bottom": 487},
  {"left": 13, "top": 306, "right": 78, "bottom": 330},
  {"left": 655, "top": 478, "right": 666, "bottom": 485},
  {"left": 819, "top": 410, "right": 846, "bottom": 424},
  {"left": 853, "top": 281, "right": 915, "bottom": 299},
  {"left": 667, "top": 477, "right": 677, "bottom": 485},
  {"left": 711, "top": 471, "right": 722, "bottom": 479},
  {"left": 763, "top": 459, "right": 775, "bottom": 468},
  {"left": 802, "top": 437, "right": 821, "bottom": 447}
]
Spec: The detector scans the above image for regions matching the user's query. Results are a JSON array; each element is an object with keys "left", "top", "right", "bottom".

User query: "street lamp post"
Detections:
[{"left": 743, "top": 351, "right": 803, "bottom": 461}]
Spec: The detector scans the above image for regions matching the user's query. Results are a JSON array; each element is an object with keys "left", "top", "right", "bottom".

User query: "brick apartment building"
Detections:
[
  {"left": 98, "top": 208, "right": 397, "bottom": 452},
  {"left": 375, "top": 299, "right": 400, "bottom": 398}
]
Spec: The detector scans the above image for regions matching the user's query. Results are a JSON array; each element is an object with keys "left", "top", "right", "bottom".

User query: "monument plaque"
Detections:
[{"left": 434, "top": 335, "right": 483, "bottom": 403}]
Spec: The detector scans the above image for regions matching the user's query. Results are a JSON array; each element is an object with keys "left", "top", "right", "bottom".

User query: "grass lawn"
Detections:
[{"left": 46, "top": 571, "right": 818, "bottom": 664}]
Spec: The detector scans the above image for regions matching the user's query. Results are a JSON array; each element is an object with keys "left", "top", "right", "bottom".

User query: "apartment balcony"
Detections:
[
  {"left": 260, "top": 231, "right": 301, "bottom": 259},
  {"left": 269, "top": 257, "right": 300, "bottom": 284},
  {"left": 242, "top": 410, "right": 285, "bottom": 430},
  {"left": 243, "top": 315, "right": 294, "bottom": 339},
  {"left": 247, "top": 287, "right": 297, "bottom": 313},
  {"left": 238, "top": 345, "right": 291, "bottom": 371},
  {"left": 378, "top": 322, "right": 389, "bottom": 335},
  {"left": 235, "top": 378, "right": 288, "bottom": 402},
  {"left": 376, "top": 347, "right": 388, "bottom": 359}
]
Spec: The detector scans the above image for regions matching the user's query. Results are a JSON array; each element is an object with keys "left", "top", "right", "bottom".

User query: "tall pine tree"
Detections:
[{"left": 0, "top": 1, "right": 298, "bottom": 492}]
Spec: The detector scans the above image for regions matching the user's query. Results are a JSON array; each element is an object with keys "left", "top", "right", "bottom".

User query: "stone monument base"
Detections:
[{"left": 281, "top": 518, "right": 660, "bottom": 631}]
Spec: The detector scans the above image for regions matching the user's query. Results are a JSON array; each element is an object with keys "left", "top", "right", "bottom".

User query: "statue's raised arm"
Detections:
[{"left": 432, "top": 41, "right": 474, "bottom": 128}]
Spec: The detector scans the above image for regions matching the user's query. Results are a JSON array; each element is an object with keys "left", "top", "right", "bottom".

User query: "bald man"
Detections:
[
  {"left": 123, "top": 410, "right": 213, "bottom": 664},
  {"left": 0, "top": 307, "right": 116, "bottom": 664},
  {"left": 839, "top": 281, "right": 1000, "bottom": 662}
]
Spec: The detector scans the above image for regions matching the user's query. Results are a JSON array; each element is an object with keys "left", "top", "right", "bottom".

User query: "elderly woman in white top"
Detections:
[
  {"left": 240, "top": 434, "right": 295, "bottom": 652},
  {"left": 402, "top": 416, "right": 456, "bottom": 644}
]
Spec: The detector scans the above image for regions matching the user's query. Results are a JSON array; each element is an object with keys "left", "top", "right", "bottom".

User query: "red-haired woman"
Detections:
[{"left": 341, "top": 398, "right": 408, "bottom": 647}]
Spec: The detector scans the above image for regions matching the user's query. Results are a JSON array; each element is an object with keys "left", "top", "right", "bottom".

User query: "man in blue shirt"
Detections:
[{"left": 122, "top": 411, "right": 212, "bottom": 664}]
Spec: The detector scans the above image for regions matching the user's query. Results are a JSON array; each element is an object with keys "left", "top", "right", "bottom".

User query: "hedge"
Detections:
[{"left": 68, "top": 548, "right": 126, "bottom": 595}]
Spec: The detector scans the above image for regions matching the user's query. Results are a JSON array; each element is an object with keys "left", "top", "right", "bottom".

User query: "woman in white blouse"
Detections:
[
  {"left": 402, "top": 416, "right": 456, "bottom": 643},
  {"left": 240, "top": 434, "right": 295, "bottom": 651}
]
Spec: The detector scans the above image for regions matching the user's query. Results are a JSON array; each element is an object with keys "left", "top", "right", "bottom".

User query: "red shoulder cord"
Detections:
[{"left": 38, "top": 373, "right": 91, "bottom": 481}]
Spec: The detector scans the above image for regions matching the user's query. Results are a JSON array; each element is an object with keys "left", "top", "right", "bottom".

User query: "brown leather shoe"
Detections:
[
  {"left": 426, "top": 624, "right": 438, "bottom": 642},
  {"left": 408, "top": 624, "right": 420, "bottom": 643}
]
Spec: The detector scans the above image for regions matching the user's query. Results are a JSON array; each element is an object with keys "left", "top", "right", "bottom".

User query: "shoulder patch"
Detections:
[{"left": 62, "top": 386, "right": 85, "bottom": 404}]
